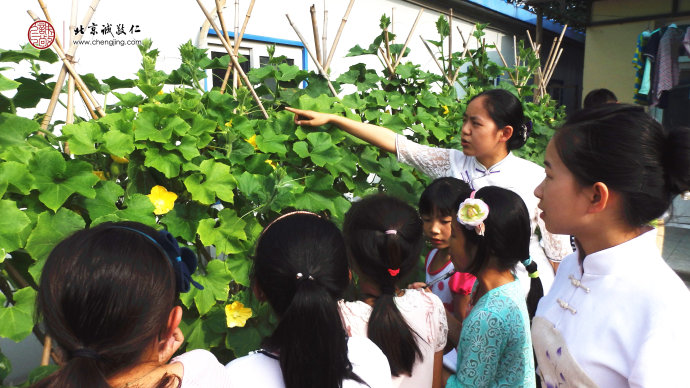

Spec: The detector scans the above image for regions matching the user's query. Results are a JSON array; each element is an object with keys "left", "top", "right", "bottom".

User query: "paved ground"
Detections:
[{"left": 660, "top": 226, "right": 690, "bottom": 288}]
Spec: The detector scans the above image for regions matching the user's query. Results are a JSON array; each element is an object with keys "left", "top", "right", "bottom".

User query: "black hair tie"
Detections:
[{"left": 71, "top": 348, "right": 101, "bottom": 360}]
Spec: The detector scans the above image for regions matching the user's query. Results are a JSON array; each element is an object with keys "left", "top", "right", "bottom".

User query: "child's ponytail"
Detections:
[
  {"left": 343, "top": 195, "right": 425, "bottom": 376},
  {"left": 521, "top": 258, "right": 543, "bottom": 320},
  {"left": 254, "top": 212, "right": 364, "bottom": 388},
  {"left": 270, "top": 276, "right": 360, "bottom": 388}
]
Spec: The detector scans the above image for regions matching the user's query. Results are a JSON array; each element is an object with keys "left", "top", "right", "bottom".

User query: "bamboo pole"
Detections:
[
  {"left": 66, "top": 0, "right": 77, "bottom": 125},
  {"left": 232, "top": 0, "right": 240, "bottom": 92},
  {"left": 220, "top": 0, "right": 255, "bottom": 93},
  {"left": 379, "top": 47, "right": 395, "bottom": 74},
  {"left": 392, "top": 8, "right": 423, "bottom": 69},
  {"left": 448, "top": 9, "right": 452, "bottom": 78},
  {"left": 384, "top": 27, "right": 392, "bottom": 73},
  {"left": 235, "top": 0, "right": 254, "bottom": 56},
  {"left": 420, "top": 36, "right": 452, "bottom": 84},
  {"left": 40, "top": 0, "right": 101, "bottom": 129},
  {"left": 28, "top": 11, "right": 105, "bottom": 118},
  {"left": 40, "top": 336, "right": 52, "bottom": 366},
  {"left": 285, "top": 14, "right": 338, "bottom": 97},
  {"left": 216, "top": 0, "right": 232, "bottom": 93},
  {"left": 195, "top": 0, "right": 269, "bottom": 118},
  {"left": 324, "top": 0, "right": 355, "bottom": 72},
  {"left": 496, "top": 48, "right": 517, "bottom": 85},
  {"left": 322, "top": 4, "right": 328, "bottom": 63},
  {"left": 544, "top": 47, "right": 563, "bottom": 87},
  {"left": 310, "top": 5, "right": 322, "bottom": 66}
]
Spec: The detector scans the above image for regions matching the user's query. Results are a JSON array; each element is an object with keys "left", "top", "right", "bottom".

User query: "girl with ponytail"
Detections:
[
  {"left": 444, "top": 186, "right": 538, "bottom": 387},
  {"left": 225, "top": 212, "right": 391, "bottom": 388},
  {"left": 533, "top": 104, "right": 690, "bottom": 387},
  {"left": 32, "top": 221, "right": 229, "bottom": 388},
  {"left": 340, "top": 195, "right": 448, "bottom": 388}
]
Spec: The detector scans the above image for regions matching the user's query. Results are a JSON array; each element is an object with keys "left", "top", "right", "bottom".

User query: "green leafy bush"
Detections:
[{"left": 0, "top": 17, "right": 564, "bottom": 384}]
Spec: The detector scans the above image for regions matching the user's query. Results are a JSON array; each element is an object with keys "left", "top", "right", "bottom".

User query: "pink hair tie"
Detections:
[
  {"left": 384, "top": 229, "right": 397, "bottom": 235},
  {"left": 387, "top": 268, "right": 400, "bottom": 277}
]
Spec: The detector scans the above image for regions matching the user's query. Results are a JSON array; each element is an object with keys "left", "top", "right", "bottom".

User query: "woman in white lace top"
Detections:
[{"left": 286, "top": 89, "right": 571, "bottom": 295}]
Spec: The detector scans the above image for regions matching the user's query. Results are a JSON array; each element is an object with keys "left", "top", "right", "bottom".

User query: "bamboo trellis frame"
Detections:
[
  {"left": 421, "top": 17, "right": 474, "bottom": 86},
  {"left": 195, "top": 0, "right": 268, "bottom": 118}
]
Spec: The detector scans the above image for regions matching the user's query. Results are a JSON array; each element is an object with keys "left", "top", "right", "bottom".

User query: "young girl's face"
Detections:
[
  {"left": 448, "top": 221, "right": 472, "bottom": 271},
  {"left": 534, "top": 140, "right": 591, "bottom": 235},
  {"left": 421, "top": 208, "right": 453, "bottom": 250},
  {"left": 460, "top": 97, "right": 509, "bottom": 160}
]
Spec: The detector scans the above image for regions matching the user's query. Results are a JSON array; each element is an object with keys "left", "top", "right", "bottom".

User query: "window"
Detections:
[{"left": 205, "top": 29, "right": 306, "bottom": 91}]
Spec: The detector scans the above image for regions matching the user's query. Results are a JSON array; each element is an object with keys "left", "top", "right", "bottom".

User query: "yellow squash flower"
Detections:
[
  {"left": 245, "top": 134, "right": 258, "bottom": 150},
  {"left": 147, "top": 185, "right": 177, "bottom": 215},
  {"left": 225, "top": 301, "right": 253, "bottom": 328},
  {"left": 110, "top": 154, "right": 129, "bottom": 164},
  {"left": 92, "top": 171, "right": 106, "bottom": 181},
  {"left": 225, "top": 119, "right": 233, "bottom": 128},
  {"left": 265, "top": 159, "right": 277, "bottom": 169},
  {"left": 442, "top": 105, "right": 450, "bottom": 115}
]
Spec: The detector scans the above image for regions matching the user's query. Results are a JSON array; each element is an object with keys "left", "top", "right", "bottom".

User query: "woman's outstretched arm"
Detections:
[{"left": 286, "top": 107, "right": 397, "bottom": 153}]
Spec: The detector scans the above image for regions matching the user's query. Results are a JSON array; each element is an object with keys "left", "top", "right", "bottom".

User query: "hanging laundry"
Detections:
[
  {"left": 684, "top": 27, "right": 690, "bottom": 56},
  {"left": 639, "top": 28, "right": 661, "bottom": 97},
  {"left": 652, "top": 25, "right": 685, "bottom": 106},
  {"left": 633, "top": 30, "right": 651, "bottom": 104}
]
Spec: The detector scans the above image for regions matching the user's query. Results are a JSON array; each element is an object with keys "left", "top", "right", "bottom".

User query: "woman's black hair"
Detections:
[
  {"left": 469, "top": 89, "right": 530, "bottom": 151},
  {"left": 458, "top": 187, "right": 543, "bottom": 319},
  {"left": 419, "top": 177, "right": 472, "bottom": 218},
  {"left": 33, "top": 222, "right": 180, "bottom": 388},
  {"left": 554, "top": 104, "right": 690, "bottom": 227},
  {"left": 253, "top": 212, "right": 366, "bottom": 388},
  {"left": 583, "top": 88, "right": 617, "bottom": 109},
  {"left": 342, "top": 195, "right": 424, "bottom": 377}
]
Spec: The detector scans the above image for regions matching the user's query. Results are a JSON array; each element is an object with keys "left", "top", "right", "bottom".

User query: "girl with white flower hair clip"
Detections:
[{"left": 444, "top": 186, "right": 543, "bottom": 388}]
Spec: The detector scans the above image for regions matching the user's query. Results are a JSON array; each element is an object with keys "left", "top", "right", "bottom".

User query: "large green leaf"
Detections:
[
  {"left": 29, "top": 149, "right": 100, "bottom": 211},
  {"left": 160, "top": 202, "right": 208, "bottom": 242},
  {"left": 0, "top": 161, "right": 34, "bottom": 195},
  {"left": 144, "top": 147, "right": 183, "bottom": 178},
  {"left": 25, "top": 209, "right": 85, "bottom": 281},
  {"left": 0, "top": 73, "right": 20, "bottom": 91},
  {"left": 180, "top": 306, "right": 226, "bottom": 350},
  {"left": 184, "top": 159, "right": 235, "bottom": 205},
  {"left": 0, "top": 287, "right": 36, "bottom": 342},
  {"left": 197, "top": 209, "right": 247, "bottom": 255},
  {"left": 61, "top": 121, "right": 103, "bottom": 155},
  {"left": 185, "top": 260, "right": 234, "bottom": 315},
  {"left": 81, "top": 180, "right": 124, "bottom": 221},
  {"left": 0, "top": 200, "right": 31, "bottom": 255}
]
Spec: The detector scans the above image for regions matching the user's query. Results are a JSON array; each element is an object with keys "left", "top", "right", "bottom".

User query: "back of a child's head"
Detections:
[
  {"left": 253, "top": 212, "right": 362, "bottom": 388},
  {"left": 35, "top": 222, "right": 179, "bottom": 388},
  {"left": 342, "top": 194, "right": 424, "bottom": 377},
  {"left": 583, "top": 88, "right": 617, "bottom": 109},
  {"left": 457, "top": 187, "right": 542, "bottom": 316},
  {"left": 555, "top": 104, "right": 690, "bottom": 227},
  {"left": 419, "top": 177, "right": 472, "bottom": 218}
]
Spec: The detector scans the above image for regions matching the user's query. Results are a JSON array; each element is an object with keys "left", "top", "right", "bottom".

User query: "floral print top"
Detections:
[{"left": 446, "top": 279, "right": 535, "bottom": 388}]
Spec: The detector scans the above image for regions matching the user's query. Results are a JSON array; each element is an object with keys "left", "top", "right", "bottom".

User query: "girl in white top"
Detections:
[
  {"left": 32, "top": 222, "right": 230, "bottom": 388},
  {"left": 286, "top": 89, "right": 571, "bottom": 296},
  {"left": 340, "top": 195, "right": 448, "bottom": 388},
  {"left": 532, "top": 104, "right": 690, "bottom": 387},
  {"left": 226, "top": 212, "right": 391, "bottom": 388}
]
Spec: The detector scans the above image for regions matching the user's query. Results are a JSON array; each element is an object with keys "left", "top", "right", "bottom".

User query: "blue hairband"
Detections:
[{"left": 112, "top": 226, "right": 203, "bottom": 293}]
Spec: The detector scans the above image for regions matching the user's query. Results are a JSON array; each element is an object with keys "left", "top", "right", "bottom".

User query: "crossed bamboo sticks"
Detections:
[
  {"left": 495, "top": 25, "right": 567, "bottom": 101},
  {"left": 420, "top": 13, "right": 474, "bottom": 86},
  {"left": 285, "top": 0, "right": 357, "bottom": 98},
  {"left": 195, "top": 0, "right": 268, "bottom": 118}
]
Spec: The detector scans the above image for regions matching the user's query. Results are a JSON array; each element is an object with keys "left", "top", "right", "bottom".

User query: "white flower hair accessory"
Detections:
[{"left": 457, "top": 191, "right": 489, "bottom": 236}]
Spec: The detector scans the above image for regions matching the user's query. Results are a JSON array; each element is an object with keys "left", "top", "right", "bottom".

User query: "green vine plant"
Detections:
[{"left": 0, "top": 16, "right": 564, "bottom": 385}]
